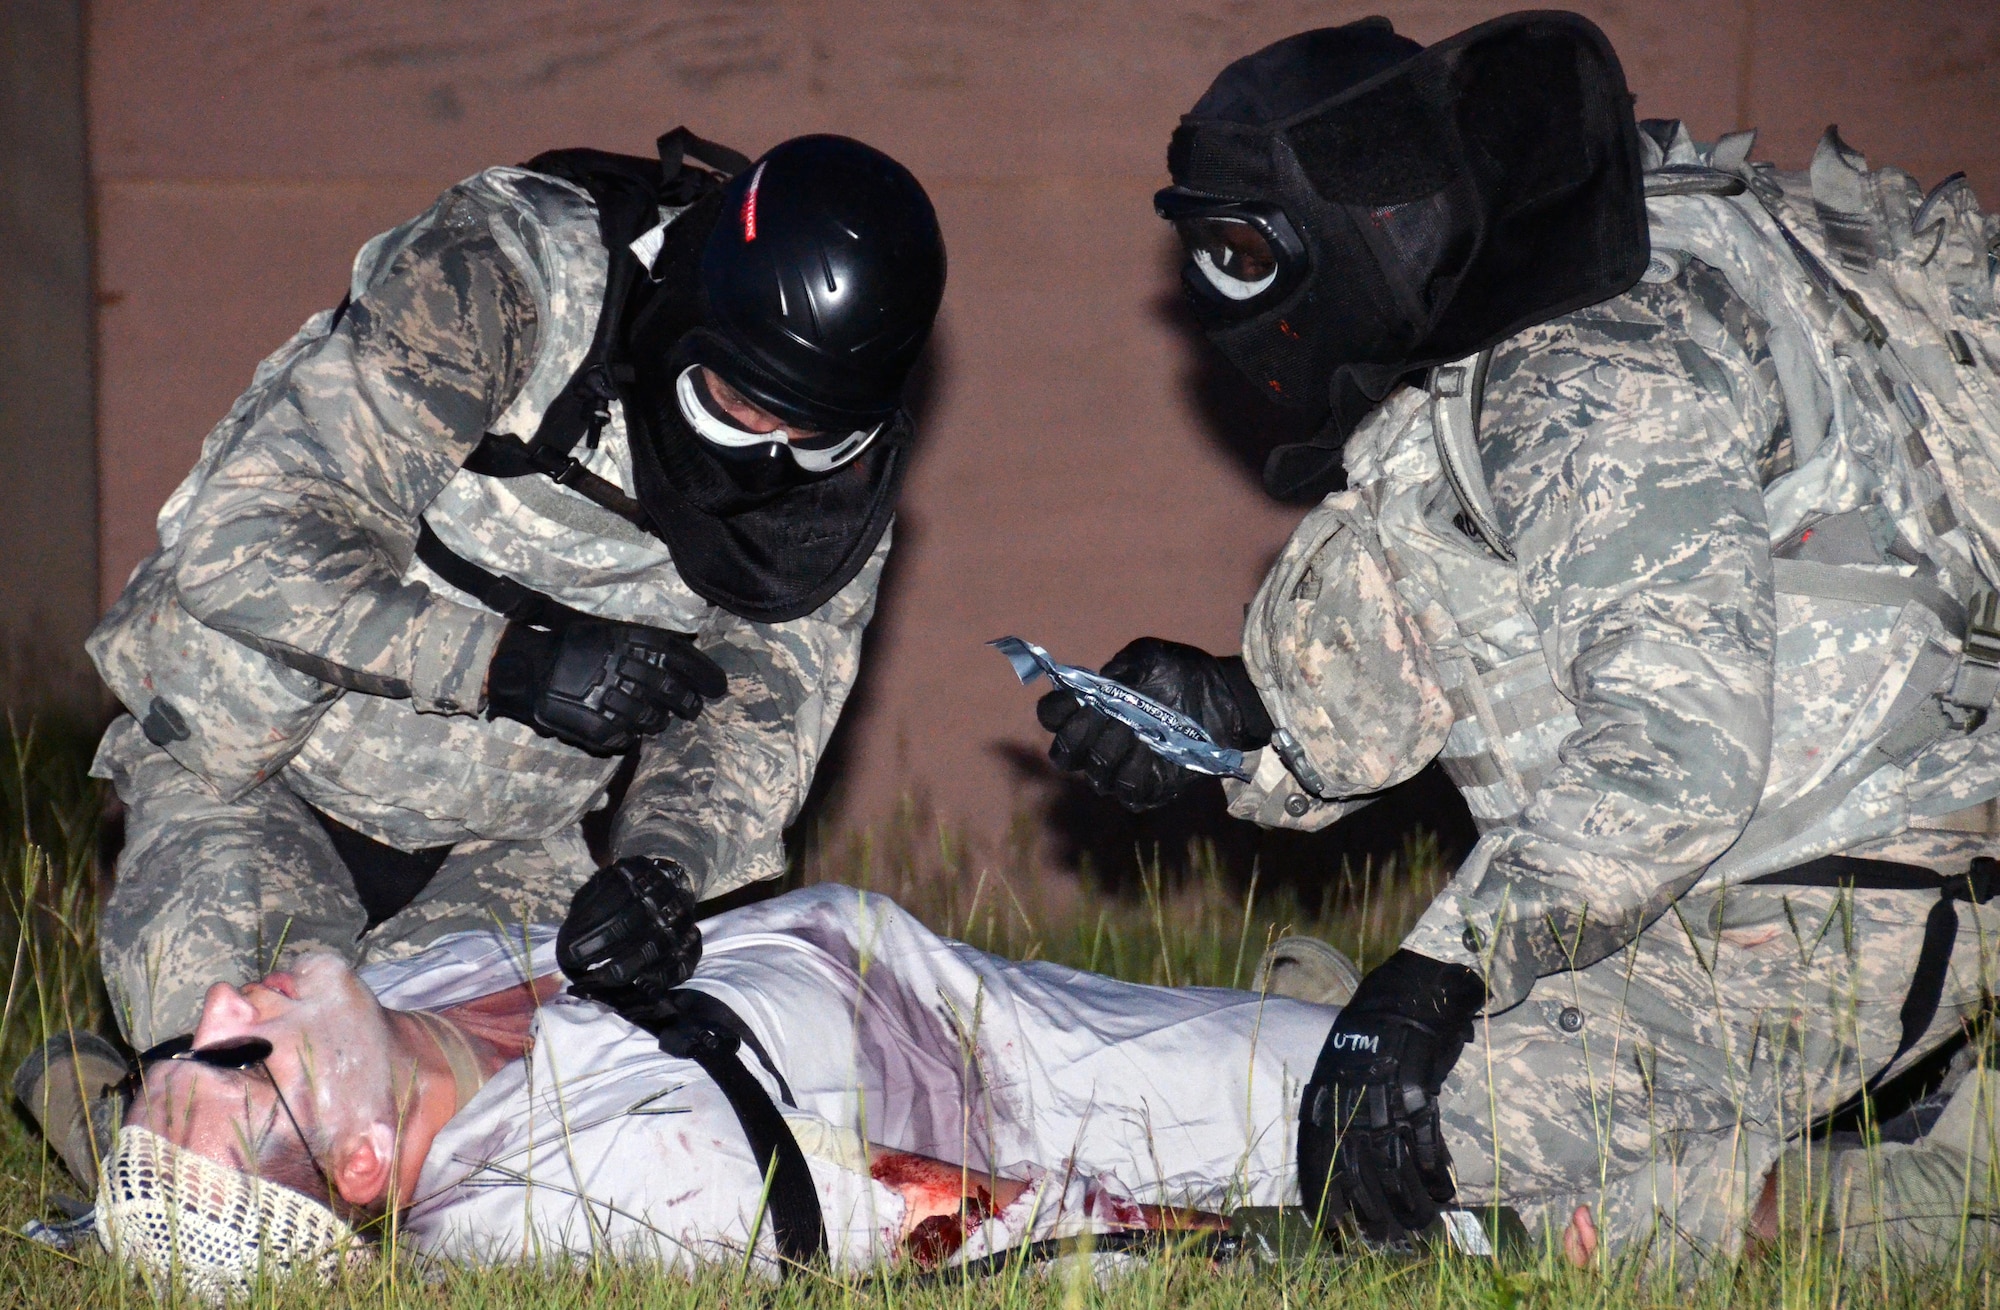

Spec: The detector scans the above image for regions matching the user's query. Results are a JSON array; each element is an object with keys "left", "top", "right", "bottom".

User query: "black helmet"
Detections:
[{"left": 683, "top": 134, "right": 946, "bottom": 433}]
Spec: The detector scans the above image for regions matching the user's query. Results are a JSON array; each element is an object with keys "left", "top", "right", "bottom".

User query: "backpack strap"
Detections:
[
  {"left": 460, "top": 416, "right": 650, "bottom": 530},
  {"left": 414, "top": 522, "right": 603, "bottom": 632},
  {"left": 464, "top": 128, "right": 746, "bottom": 529},
  {"left": 1429, "top": 349, "right": 1511, "bottom": 561},
  {"left": 646, "top": 988, "right": 827, "bottom": 1270}
]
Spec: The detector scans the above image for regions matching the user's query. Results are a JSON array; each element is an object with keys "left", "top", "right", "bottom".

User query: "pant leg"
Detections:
[
  {"left": 355, "top": 825, "right": 593, "bottom": 965},
  {"left": 1441, "top": 881, "right": 1967, "bottom": 1267},
  {"left": 1760, "top": 1062, "right": 1998, "bottom": 1273},
  {"left": 94, "top": 716, "right": 366, "bottom": 1047},
  {"left": 1763, "top": 902, "right": 2000, "bottom": 1272}
]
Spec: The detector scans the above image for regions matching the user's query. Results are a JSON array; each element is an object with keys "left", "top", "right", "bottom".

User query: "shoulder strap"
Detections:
[
  {"left": 1429, "top": 349, "right": 1512, "bottom": 561},
  {"left": 460, "top": 423, "right": 652, "bottom": 531},
  {"left": 414, "top": 522, "right": 601, "bottom": 631},
  {"left": 464, "top": 128, "right": 746, "bottom": 513},
  {"left": 651, "top": 988, "right": 827, "bottom": 1269}
]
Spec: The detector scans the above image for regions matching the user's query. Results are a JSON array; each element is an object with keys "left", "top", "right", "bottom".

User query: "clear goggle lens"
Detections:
[
  {"left": 676, "top": 367, "right": 883, "bottom": 474},
  {"left": 1176, "top": 217, "right": 1281, "bottom": 300}
]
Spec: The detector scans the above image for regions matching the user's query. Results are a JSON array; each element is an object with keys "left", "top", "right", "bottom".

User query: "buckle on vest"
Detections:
[
  {"left": 1270, "top": 728, "right": 1333, "bottom": 800},
  {"left": 526, "top": 443, "right": 587, "bottom": 487},
  {"left": 1948, "top": 588, "right": 2000, "bottom": 723}
]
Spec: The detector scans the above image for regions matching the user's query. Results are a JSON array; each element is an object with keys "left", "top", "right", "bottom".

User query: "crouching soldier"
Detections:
[
  {"left": 1039, "top": 13, "right": 2000, "bottom": 1267},
  {"left": 17, "top": 128, "right": 945, "bottom": 1192}
]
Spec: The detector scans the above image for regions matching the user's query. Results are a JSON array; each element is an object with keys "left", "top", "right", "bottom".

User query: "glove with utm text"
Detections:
[
  {"left": 557, "top": 857, "right": 703, "bottom": 1012},
  {"left": 1297, "top": 949, "right": 1487, "bottom": 1245},
  {"left": 1036, "top": 637, "right": 1273, "bottom": 812},
  {"left": 486, "top": 619, "right": 727, "bottom": 757}
]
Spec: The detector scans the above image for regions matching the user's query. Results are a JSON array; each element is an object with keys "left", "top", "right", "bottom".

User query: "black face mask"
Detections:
[
  {"left": 1161, "top": 12, "right": 1649, "bottom": 500},
  {"left": 617, "top": 195, "right": 910, "bottom": 624}
]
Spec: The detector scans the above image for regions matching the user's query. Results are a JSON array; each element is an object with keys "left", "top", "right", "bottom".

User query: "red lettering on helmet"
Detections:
[
  {"left": 1278, "top": 319, "right": 1300, "bottom": 340},
  {"left": 742, "top": 161, "right": 767, "bottom": 242},
  {"left": 1267, "top": 379, "right": 1284, "bottom": 394}
]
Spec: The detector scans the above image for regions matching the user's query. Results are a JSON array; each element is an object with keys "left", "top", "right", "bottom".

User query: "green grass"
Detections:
[{"left": 0, "top": 726, "right": 1995, "bottom": 1306}]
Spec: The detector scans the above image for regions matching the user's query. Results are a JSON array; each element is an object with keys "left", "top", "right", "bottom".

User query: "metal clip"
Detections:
[
  {"left": 1840, "top": 287, "right": 1890, "bottom": 348},
  {"left": 1948, "top": 588, "right": 2000, "bottom": 719},
  {"left": 1270, "top": 728, "right": 1333, "bottom": 800}
]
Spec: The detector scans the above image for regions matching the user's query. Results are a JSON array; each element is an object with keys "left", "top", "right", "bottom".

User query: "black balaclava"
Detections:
[
  {"left": 619, "top": 186, "right": 912, "bottom": 625},
  {"left": 1161, "top": 11, "right": 1649, "bottom": 500}
]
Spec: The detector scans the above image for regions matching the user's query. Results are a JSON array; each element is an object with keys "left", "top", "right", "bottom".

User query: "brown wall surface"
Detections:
[
  {"left": 3, "top": 0, "right": 97, "bottom": 714},
  {"left": 90, "top": 2, "right": 2000, "bottom": 851}
]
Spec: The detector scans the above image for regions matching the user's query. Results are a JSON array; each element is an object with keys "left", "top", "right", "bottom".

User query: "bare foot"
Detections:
[{"left": 1562, "top": 1203, "right": 1597, "bottom": 1268}]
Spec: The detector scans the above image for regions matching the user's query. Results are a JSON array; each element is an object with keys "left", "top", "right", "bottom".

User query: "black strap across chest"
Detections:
[
  {"left": 414, "top": 522, "right": 601, "bottom": 631},
  {"left": 642, "top": 988, "right": 826, "bottom": 1270},
  {"left": 464, "top": 414, "right": 651, "bottom": 534},
  {"left": 418, "top": 130, "right": 748, "bottom": 631}
]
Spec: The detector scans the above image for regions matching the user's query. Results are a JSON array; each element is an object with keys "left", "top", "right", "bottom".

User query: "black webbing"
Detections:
[
  {"left": 462, "top": 429, "right": 652, "bottom": 532},
  {"left": 414, "top": 521, "right": 598, "bottom": 632},
  {"left": 1746, "top": 855, "right": 2000, "bottom": 1094},
  {"left": 467, "top": 127, "right": 742, "bottom": 502},
  {"left": 646, "top": 989, "right": 826, "bottom": 1269},
  {"left": 654, "top": 127, "right": 750, "bottom": 199},
  {"left": 666, "top": 988, "right": 797, "bottom": 1106}
]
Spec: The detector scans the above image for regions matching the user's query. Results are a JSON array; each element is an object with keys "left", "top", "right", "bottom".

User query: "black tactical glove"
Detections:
[
  {"left": 1298, "top": 949, "right": 1487, "bottom": 1245},
  {"left": 557, "top": 857, "right": 704, "bottom": 1010},
  {"left": 1035, "top": 637, "right": 1273, "bottom": 812},
  {"left": 486, "top": 619, "right": 727, "bottom": 757}
]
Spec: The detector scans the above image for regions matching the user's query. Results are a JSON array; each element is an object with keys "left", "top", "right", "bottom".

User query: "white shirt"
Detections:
[{"left": 365, "top": 886, "right": 1334, "bottom": 1274}]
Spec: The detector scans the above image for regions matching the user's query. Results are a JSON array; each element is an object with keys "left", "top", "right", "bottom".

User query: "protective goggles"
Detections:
[
  {"left": 1154, "top": 189, "right": 1307, "bottom": 309},
  {"left": 676, "top": 367, "right": 883, "bottom": 474}
]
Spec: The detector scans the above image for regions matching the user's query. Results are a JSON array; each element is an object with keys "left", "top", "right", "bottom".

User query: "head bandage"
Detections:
[{"left": 95, "top": 1125, "right": 364, "bottom": 1301}]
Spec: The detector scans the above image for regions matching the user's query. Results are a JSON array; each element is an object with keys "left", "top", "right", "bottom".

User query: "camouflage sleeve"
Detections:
[
  {"left": 1401, "top": 285, "right": 1777, "bottom": 1012},
  {"left": 609, "top": 531, "right": 890, "bottom": 899},
  {"left": 169, "top": 188, "right": 538, "bottom": 713},
  {"left": 1224, "top": 483, "right": 1456, "bottom": 829}
]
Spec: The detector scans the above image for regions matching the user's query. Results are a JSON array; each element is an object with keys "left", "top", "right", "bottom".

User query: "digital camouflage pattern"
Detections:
[
  {"left": 89, "top": 168, "right": 887, "bottom": 1040},
  {"left": 94, "top": 716, "right": 596, "bottom": 1048},
  {"left": 1439, "top": 882, "right": 2000, "bottom": 1266},
  {"left": 1767, "top": 1059, "right": 2000, "bottom": 1269},
  {"left": 610, "top": 549, "right": 882, "bottom": 894},
  {"left": 1228, "top": 123, "right": 2000, "bottom": 1262}
]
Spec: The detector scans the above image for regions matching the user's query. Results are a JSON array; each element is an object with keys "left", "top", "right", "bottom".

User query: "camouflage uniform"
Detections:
[
  {"left": 90, "top": 169, "right": 883, "bottom": 1047},
  {"left": 1768, "top": 1058, "right": 2000, "bottom": 1269},
  {"left": 1228, "top": 124, "right": 2000, "bottom": 1262}
]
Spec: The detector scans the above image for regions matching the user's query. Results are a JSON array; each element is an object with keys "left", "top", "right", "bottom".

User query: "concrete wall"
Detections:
[
  {"left": 85, "top": 2, "right": 2000, "bottom": 851},
  {"left": 3, "top": 0, "right": 97, "bottom": 715}
]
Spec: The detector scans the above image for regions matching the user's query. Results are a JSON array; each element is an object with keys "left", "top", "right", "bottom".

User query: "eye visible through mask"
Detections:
[
  {"left": 1157, "top": 193, "right": 1308, "bottom": 314},
  {"left": 675, "top": 367, "right": 883, "bottom": 474},
  {"left": 1180, "top": 218, "right": 1278, "bottom": 297}
]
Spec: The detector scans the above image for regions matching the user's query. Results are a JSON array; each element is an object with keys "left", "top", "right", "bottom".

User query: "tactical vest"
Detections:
[
  {"left": 90, "top": 168, "right": 877, "bottom": 847},
  {"left": 1255, "top": 123, "right": 2000, "bottom": 887}
]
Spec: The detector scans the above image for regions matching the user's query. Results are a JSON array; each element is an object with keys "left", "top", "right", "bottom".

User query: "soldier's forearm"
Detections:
[{"left": 179, "top": 527, "right": 506, "bottom": 713}]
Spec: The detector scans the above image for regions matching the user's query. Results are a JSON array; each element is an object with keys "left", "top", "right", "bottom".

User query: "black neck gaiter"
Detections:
[
  {"left": 613, "top": 196, "right": 910, "bottom": 624},
  {"left": 625, "top": 361, "right": 909, "bottom": 624}
]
